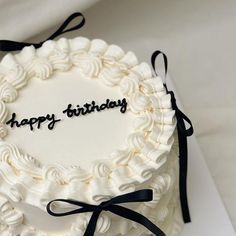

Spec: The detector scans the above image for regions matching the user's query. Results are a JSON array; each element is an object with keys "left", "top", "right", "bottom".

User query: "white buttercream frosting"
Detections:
[{"left": 0, "top": 37, "right": 183, "bottom": 236}]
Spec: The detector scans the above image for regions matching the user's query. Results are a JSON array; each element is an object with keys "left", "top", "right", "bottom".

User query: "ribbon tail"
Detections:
[
  {"left": 83, "top": 210, "right": 101, "bottom": 236},
  {"left": 169, "top": 90, "right": 193, "bottom": 223},
  {"left": 177, "top": 117, "right": 191, "bottom": 223},
  {"left": 108, "top": 205, "right": 166, "bottom": 236}
]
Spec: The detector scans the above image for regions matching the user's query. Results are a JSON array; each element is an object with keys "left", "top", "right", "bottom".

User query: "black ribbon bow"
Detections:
[
  {"left": 47, "top": 189, "right": 166, "bottom": 236},
  {"left": 0, "top": 12, "right": 85, "bottom": 52},
  {"left": 151, "top": 50, "right": 194, "bottom": 223}
]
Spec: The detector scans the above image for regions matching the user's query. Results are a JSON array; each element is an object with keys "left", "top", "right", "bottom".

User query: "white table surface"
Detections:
[
  {"left": 167, "top": 80, "right": 235, "bottom": 236},
  {"left": 182, "top": 137, "right": 235, "bottom": 236},
  {"left": 0, "top": 0, "right": 236, "bottom": 234}
]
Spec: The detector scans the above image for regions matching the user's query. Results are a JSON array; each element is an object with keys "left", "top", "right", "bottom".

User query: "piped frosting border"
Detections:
[{"left": 0, "top": 37, "right": 179, "bottom": 235}]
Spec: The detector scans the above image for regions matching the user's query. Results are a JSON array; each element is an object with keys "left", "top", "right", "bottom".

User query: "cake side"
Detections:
[{"left": 0, "top": 37, "right": 183, "bottom": 236}]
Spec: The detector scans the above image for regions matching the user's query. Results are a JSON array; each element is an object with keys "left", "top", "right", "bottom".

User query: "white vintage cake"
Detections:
[{"left": 0, "top": 37, "right": 184, "bottom": 236}]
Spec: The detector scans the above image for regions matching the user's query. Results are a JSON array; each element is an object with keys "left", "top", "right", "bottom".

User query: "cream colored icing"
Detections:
[{"left": 0, "top": 37, "right": 183, "bottom": 236}]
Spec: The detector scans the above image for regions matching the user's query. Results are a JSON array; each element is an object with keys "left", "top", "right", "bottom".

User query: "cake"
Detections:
[{"left": 0, "top": 33, "right": 191, "bottom": 235}]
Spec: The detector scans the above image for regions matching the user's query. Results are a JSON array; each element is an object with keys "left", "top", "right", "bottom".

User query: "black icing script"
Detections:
[{"left": 6, "top": 98, "right": 128, "bottom": 131}]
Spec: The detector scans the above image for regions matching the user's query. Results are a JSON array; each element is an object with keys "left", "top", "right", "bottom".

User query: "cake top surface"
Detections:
[{"left": 0, "top": 36, "right": 176, "bottom": 207}]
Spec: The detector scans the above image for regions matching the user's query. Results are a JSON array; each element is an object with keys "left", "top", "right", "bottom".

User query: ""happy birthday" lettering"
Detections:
[{"left": 6, "top": 98, "right": 128, "bottom": 131}]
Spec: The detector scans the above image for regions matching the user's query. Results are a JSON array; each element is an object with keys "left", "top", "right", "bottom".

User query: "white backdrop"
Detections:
[{"left": 0, "top": 0, "right": 235, "bottom": 232}]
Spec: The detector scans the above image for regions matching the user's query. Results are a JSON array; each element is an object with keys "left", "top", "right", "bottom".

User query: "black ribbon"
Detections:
[
  {"left": 47, "top": 189, "right": 166, "bottom": 236},
  {"left": 0, "top": 12, "right": 85, "bottom": 52},
  {"left": 151, "top": 50, "right": 194, "bottom": 223}
]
